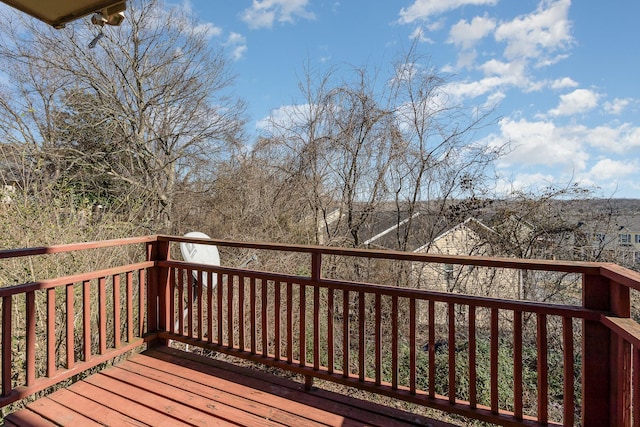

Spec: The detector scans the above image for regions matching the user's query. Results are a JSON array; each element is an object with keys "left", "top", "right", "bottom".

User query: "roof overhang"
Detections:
[{"left": 0, "top": 0, "right": 126, "bottom": 28}]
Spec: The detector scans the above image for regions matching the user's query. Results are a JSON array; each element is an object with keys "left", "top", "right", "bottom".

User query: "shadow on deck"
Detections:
[{"left": 4, "top": 347, "right": 458, "bottom": 427}]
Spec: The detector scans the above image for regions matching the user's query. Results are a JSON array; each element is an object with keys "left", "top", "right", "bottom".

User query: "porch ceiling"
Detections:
[{"left": 0, "top": 0, "right": 126, "bottom": 28}]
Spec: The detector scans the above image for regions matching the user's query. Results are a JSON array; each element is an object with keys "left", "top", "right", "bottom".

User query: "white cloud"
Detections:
[
  {"left": 604, "top": 98, "right": 632, "bottom": 115},
  {"left": 398, "top": 0, "right": 498, "bottom": 24},
  {"left": 409, "top": 27, "right": 434, "bottom": 44},
  {"left": 225, "top": 32, "right": 248, "bottom": 60},
  {"left": 547, "top": 88, "right": 600, "bottom": 117},
  {"left": 448, "top": 15, "right": 496, "bottom": 50},
  {"left": 483, "top": 118, "right": 589, "bottom": 171},
  {"left": 587, "top": 159, "right": 637, "bottom": 181},
  {"left": 578, "top": 123, "right": 640, "bottom": 153},
  {"left": 495, "top": 172, "right": 557, "bottom": 195},
  {"left": 494, "top": 0, "right": 572, "bottom": 62},
  {"left": 550, "top": 77, "right": 578, "bottom": 90},
  {"left": 241, "top": 0, "right": 315, "bottom": 29}
]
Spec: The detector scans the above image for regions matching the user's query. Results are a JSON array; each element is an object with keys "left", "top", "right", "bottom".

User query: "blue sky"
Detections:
[{"left": 177, "top": 0, "right": 640, "bottom": 198}]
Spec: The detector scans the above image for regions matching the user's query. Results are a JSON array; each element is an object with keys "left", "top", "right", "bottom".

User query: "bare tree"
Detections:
[{"left": 0, "top": 0, "right": 245, "bottom": 231}]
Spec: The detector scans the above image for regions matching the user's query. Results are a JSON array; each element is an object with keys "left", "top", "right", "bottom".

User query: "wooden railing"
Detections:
[
  {"left": 0, "top": 236, "right": 156, "bottom": 408},
  {"left": 1, "top": 235, "right": 639, "bottom": 426}
]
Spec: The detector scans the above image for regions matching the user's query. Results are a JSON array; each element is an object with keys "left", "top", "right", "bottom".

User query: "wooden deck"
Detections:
[{"left": 3, "top": 347, "right": 458, "bottom": 427}]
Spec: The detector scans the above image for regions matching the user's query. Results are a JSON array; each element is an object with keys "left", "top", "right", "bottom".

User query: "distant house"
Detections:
[{"left": 411, "top": 217, "right": 520, "bottom": 299}]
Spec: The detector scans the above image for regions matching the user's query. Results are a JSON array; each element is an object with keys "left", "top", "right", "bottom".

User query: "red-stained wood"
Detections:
[
  {"left": 392, "top": 295, "right": 398, "bottom": 390},
  {"left": 582, "top": 273, "right": 611, "bottom": 426},
  {"left": 562, "top": 316, "right": 574, "bottom": 427},
  {"left": 634, "top": 346, "right": 639, "bottom": 427},
  {"left": 358, "top": 291, "right": 365, "bottom": 382},
  {"left": 187, "top": 270, "right": 194, "bottom": 339},
  {"left": 98, "top": 277, "right": 106, "bottom": 354},
  {"left": 409, "top": 298, "right": 416, "bottom": 394},
  {"left": 287, "top": 281, "right": 293, "bottom": 363},
  {"left": 343, "top": 289, "right": 349, "bottom": 378},
  {"left": 428, "top": 300, "right": 435, "bottom": 399},
  {"left": 299, "top": 284, "right": 306, "bottom": 367},
  {"left": 375, "top": 293, "right": 381, "bottom": 386},
  {"left": 537, "top": 313, "right": 548, "bottom": 425},
  {"left": 274, "top": 280, "right": 281, "bottom": 359},
  {"left": 514, "top": 310, "right": 523, "bottom": 420},
  {"left": 197, "top": 270, "right": 203, "bottom": 341},
  {"left": 2, "top": 296, "right": 12, "bottom": 396},
  {"left": 490, "top": 307, "right": 499, "bottom": 414},
  {"left": 250, "top": 277, "right": 256, "bottom": 354},
  {"left": 46, "top": 287, "right": 55, "bottom": 377},
  {"left": 227, "top": 274, "right": 234, "bottom": 348},
  {"left": 218, "top": 272, "right": 224, "bottom": 345},
  {"left": 82, "top": 280, "right": 91, "bottom": 362},
  {"left": 238, "top": 275, "right": 245, "bottom": 351},
  {"left": 19, "top": 397, "right": 104, "bottom": 426},
  {"left": 207, "top": 271, "right": 214, "bottom": 343},
  {"left": 26, "top": 291, "right": 36, "bottom": 385},
  {"left": 260, "top": 279, "right": 267, "bottom": 356},
  {"left": 468, "top": 305, "right": 477, "bottom": 409},
  {"left": 313, "top": 285, "right": 320, "bottom": 370},
  {"left": 177, "top": 269, "right": 184, "bottom": 335},
  {"left": 138, "top": 269, "right": 145, "bottom": 337},
  {"left": 48, "top": 388, "right": 147, "bottom": 426},
  {"left": 65, "top": 284, "right": 74, "bottom": 369},
  {"left": 6, "top": 348, "right": 459, "bottom": 427},
  {"left": 448, "top": 302, "right": 455, "bottom": 403},
  {"left": 113, "top": 274, "right": 121, "bottom": 348},
  {"left": 126, "top": 271, "right": 134, "bottom": 342},
  {"left": 327, "top": 287, "right": 334, "bottom": 374}
]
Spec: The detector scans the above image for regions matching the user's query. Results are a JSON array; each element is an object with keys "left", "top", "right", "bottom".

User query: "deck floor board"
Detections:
[{"left": 4, "top": 347, "right": 457, "bottom": 427}]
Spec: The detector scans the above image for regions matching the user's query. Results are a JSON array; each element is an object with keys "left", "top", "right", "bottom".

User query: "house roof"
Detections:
[{"left": 0, "top": 0, "right": 126, "bottom": 28}]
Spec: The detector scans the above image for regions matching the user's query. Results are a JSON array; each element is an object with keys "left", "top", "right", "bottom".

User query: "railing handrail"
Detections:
[
  {"left": 157, "top": 234, "right": 608, "bottom": 274},
  {"left": 0, "top": 235, "right": 157, "bottom": 260}
]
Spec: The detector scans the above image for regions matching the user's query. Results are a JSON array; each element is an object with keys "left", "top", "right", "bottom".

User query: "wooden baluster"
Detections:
[
  {"left": 83, "top": 281, "right": 91, "bottom": 362},
  {"left": 374, "top": 293, "right": 381, "bottom": 386},
  {"left": 113, "top": 274, "right": 121, "bottom": 348},
  {"left": 26, "top": 291, "right": 36, "bottom": 385},
  {"left": 47, "top": 288, "right": 56, "bottom": 377},
  {"left": 197, "top": 270, "right": 203, "bottom": 342},
  {"left": 238, "top": 275, "right": 245, "bottom": 351},
  {"left": 250, "top": 277, "right": 256, "bottom": 353},
  {"left": 274, "top": 280, "right": 281, "bottom": 359},
  {"left": 537, "top": 313, "right": 548, "bottom": 425},
  {"left": 563, "top": 316, "right": 575, "bottom": 427},
  {"left": 343, "top": 290, "right": 349, "bottom": 378},
  {"left": 469, "top": 305, "right": 477, "bottom": 409},
  {"left": 126, "top": 272, "right": 133, "bottom": 343},
  {"left": 3, "top": 296, "right": 13, "bottom": 396},
  {"left": 299, "top": 284, "right": 306, "bottom": 367},
  {"left": 490, "top": 308, "right": 498, "bottom": 414},
  {"left": 286, "top": 282, "right": 293, "bottom": 363},
  {"left": 313, "top": 286, "right": 320, "bottom": 371},
  {"left": 448, "top": 302, "right": 455, "bottom": 403},
  {"left": 428, "top": 300, "right": 435, "bottom": 399},
  {"left": 358, "top": 291, "right": 365, "bottom": 382},
  {"left": 513, "top": 310, "right": 523, "bottom": 420},
  {"left": 66, "top": 284, "right": 74, "bottom": 369},
  {"left": 261, "top": 279, "right": 267, "bottom": 357},
  {"left": 392, "top": 296, "right": 398, "bottom": 390},
  {"left": 327, "top": 288, "right": 334, "bottom": 374},
  {"left": 410, "top": 298, "right": 416, "bottom": 394}
]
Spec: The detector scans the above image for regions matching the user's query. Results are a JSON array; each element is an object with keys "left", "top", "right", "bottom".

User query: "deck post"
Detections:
[
  {"left": 582, "top": 272, "right": 631, "bottom": 426},
  {"left": 147, "top": 238, "right": 171, "bottom": 348}
]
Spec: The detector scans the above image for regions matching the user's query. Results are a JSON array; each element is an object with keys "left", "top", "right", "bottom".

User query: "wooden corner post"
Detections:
[
  {"left": 582, "top": 271, "right": 631, "bottom": 427},
  {"left": 147, "top": 239, "right": 171, "bottom": 348}
]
